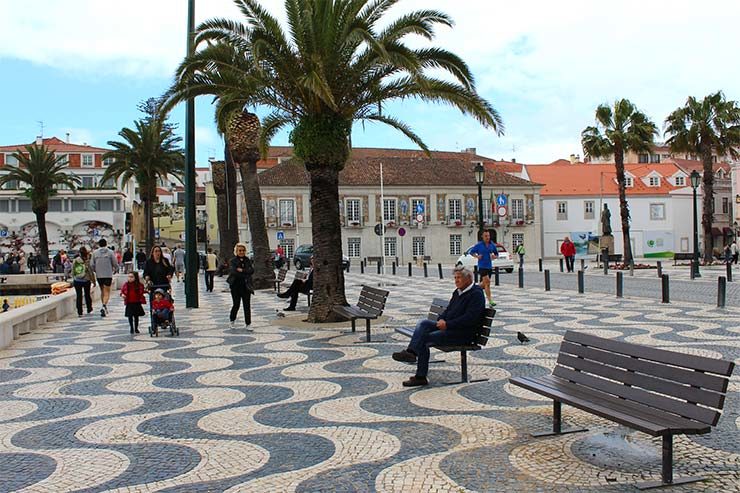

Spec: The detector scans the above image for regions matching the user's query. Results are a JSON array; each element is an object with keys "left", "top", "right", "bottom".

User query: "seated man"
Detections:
[
  {"left": 277, "top": 258, "right": 313, "bottom": 311},
  {"left": 392, "top": 267, "right": 486, "bottom": 387}
]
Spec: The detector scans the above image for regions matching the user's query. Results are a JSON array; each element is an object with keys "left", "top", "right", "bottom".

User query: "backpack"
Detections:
[
  {"left": 517, "top": 244, "right": 525, "bottom": 255},
  {"left": 72, "top": 260, "right": 86, "bottom": 280}
]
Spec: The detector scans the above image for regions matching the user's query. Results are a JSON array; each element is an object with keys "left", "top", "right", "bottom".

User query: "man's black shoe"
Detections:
[
  {"left": 284, "top": 306, "right": 296, "bottom": 311},
  {"left": 277, "top": 292, "right": 290, "bottom": 299},
  {"left": 392, "top": 350, "right": 417, "bottom": 363},
  {"left": 402, "top": 376, "right": 428, "bottom": 387}
]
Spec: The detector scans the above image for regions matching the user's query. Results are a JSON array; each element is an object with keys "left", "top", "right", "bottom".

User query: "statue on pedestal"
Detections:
[{"left": 601, "top": 204, "right": 612, "bottom": 237}]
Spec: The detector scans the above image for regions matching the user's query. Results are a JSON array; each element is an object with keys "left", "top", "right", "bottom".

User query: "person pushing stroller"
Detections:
[{"left": 151, "top": 289, "right": 174, "bottom": 326}]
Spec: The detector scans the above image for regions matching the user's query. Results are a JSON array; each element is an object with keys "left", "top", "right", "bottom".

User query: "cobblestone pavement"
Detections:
[{"left": 0, "top": 272, "right": 738, "bottom": 492}]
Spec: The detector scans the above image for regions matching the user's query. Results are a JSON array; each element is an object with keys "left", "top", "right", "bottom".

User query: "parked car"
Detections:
[
  {"left": 294, "top": 244, "right": 350, "bottom": 270},
  {"left": 456, "top": 243, "right": 514, "bottom": 273}
]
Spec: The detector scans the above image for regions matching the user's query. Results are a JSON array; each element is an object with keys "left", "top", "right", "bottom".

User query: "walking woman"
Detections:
[
  {"left": 227, "top": 242, "right": 254, "bottom": 330},
  {"left": 143, "top": 245, "right": 174, "bottom": 326},
  {"left": 120, "top": 271, "right": 146, "bottom": 334},
  {"left": 71, "top": 247, "right": 96, "bottom": 317}
]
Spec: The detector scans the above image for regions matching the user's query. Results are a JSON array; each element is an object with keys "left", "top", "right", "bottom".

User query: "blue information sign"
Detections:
[
  {"left": 277, "top": 230, "right": 285, "bottom": 241},
  {"left": 496, "top": 194, "right": 507, "bottom": 207}
]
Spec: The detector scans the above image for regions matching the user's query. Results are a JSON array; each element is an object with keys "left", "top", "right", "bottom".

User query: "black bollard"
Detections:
[
  {"left": 392, "top": 262, "right": 396, "bottom": 275},
  {"left": 578, "top": 270, "right": 584, "bottom": 293},
  {"left": 408, "top": 262, "right": 412, "bottom": 277},
  {"left": 661, "top": 274, "right": 670, "bottom": 304},
  {"left": 438, "top": 263, "right": 444, "bottom": 279},
  {"left": 473, "top": 266, "right": 478, "bottom": 283},
  {"left": 616, "top": 271, "right": 623, "bottom": 298},
  {"left": 423, "top": 262, "right": 428, "bottom": 278},
  {"left": 377, "top": 261, "right": 381, "bottom": 274},
  {"left": 518, "top": 268, "right": 524, "bottom": 288},
  {"left": 360, "top": 260, "right": 365, "bottom": 274},
  {"left": 657, "top": 261, "right": 662, "bottom": 277},
  {"left": 538, "top": 258, "right": 543, "bottom": 272},
  {"left": 727, "top": 263, "right": 733, "bottom": 283},
  {"left": 690, "top": 261, "right": 695, "bottom": 280},
  {"left": 718, "top": 276, "right": 727, "bottom": 307},
  {"left": 494, "top": 267, "right": 500, "bottom": 286},
  {"left": 544, "top": 269, "right": 551, "bottom": 291},
  {"left": 559, "top": 258, "right": 564, "bottom": 272},
  {"left": 580, "top": 258, "right": 585, "bottom": 271},
  {"left": 603, "top": 255, "right": 609, "bottom": 275}
]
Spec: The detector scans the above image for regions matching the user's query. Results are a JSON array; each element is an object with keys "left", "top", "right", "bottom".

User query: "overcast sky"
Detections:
[{"left": 1, "top": 0, "right": 739, "bottom": 165}]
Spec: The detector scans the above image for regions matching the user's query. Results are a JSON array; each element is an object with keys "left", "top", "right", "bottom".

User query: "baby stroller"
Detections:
[{"left": 148, "top": 286, "right": 179, "bottom": 337}]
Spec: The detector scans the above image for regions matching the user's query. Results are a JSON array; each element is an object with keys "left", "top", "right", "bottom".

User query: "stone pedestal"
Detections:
[{"left": 599, "top": 235, "right": 615, "bottom": 255}]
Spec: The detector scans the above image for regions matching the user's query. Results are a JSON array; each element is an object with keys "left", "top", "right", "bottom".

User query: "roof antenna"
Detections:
[{"left": 37, "top": 120, "right": 45, "bottom": 138}]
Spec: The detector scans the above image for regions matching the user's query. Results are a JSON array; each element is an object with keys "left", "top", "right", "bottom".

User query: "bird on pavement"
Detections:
[{"left": 517, "top": 331, "right": 530, "bottom": 344}]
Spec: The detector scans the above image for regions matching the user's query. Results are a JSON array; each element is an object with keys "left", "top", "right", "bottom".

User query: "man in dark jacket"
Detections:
[
  {"left": 392, "top": 267, "right": 486, "bottom": 387},
  {"left": 277, "top": 257, "right": 313, "bottom": 311}
]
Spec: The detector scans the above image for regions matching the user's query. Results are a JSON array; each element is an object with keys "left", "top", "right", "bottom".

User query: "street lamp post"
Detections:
[
  {"left": 184, "top": 0, "right": 198, "bottom": 307},
  {"left": 474, "top": 162, "right": 485, "bottom": 241},
  {"left": 690, "top": 170, "right": 701, "bottom": 278}
]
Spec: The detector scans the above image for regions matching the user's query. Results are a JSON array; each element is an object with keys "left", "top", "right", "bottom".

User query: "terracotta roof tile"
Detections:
[{"left": 0, "top": 136, "right": 110, "bottom": 153}]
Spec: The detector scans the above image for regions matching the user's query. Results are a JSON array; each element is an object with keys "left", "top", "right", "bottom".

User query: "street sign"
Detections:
[
  {"left": 155, "top": 228, "right": 160, "bottom": 239},
  {"left": 416, "top": 213, "right": 424, "bottom": 223},
  {"left": 398, "top": 227, "right": 406, "bottom": 237},
  {"left": 374, "top": 223, "right": 386, "bottom": 236},
  {"left": 496, "top": 194, "right": 507, "bottom": 207},
  {"left": 0, "top": 230, "right": 7, "bottom": 238},
  {"left": 416, "top": 203, "right": 425, "bottom": 214},
  {"left": 276, "top": 230, "right": 285, "bottom": 241},
  {"left": 497, "top": 205, "right": 508, "bottom": 217}
]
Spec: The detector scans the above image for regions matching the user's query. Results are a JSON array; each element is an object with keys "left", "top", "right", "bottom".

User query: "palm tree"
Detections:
[
  {"left": 102, "top": 117, "right": 185, "bottom": 252},
  {"left": 166, "top": 0, "right": 503, "bottom": 322},
  {"left": 0, "top": 144, "right": 81, "bottom": 261},
  {"left": 665, "top": 91, "right": 740, "bottom": 262},
  {"left": 211, "top": 150, "right": 239, "bottom": 267},
  {"left": 582, "top": 99, "right": 657, "bottom": 265}
]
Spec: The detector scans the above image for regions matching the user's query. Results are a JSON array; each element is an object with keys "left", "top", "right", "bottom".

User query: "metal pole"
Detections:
[
  {"left": 392, "top": 261, "right": 396, "bottom": 275},
  {"left": 494, "top": 267, "right": 500, "bottom": 286},
  {"left": 518, "top": 268, "right": 524, "bottom": 288},
  {"left": 408, "top": 262, "right": 412, "bottom": 276},
  {"left": 727, "top": 262, "right": 733, "bottom": 282},
  {"left": 616, "top": 271, "right": 623, "bottom": 297},
  {"left": 380, "top": 162, "right": 386, "bottom": 276},
  {"left": 718, "top": 276, "right": 727, "bottom": 308},
  {"left": 538, "top": 258, "right": 542, "bottom": 272},
  {"left": 656, "top": 261, "right": 662, "bottom": 278},
  {"left": 577, "top": 270, "right": 584, "bottom": 293},
  {"left": 544, "top": 269, "right": 551, "bottom": 291},
  {"left": 423, "top": 262, "right": 428, "bottom": 278},
  {"left": 661, "top": 274, "right": 670, "bottom": 304},
  {"left": 437, "top": 263, "right": 443, "bottom": 279},
  {"left": 692, "top": 186, "right": 701, "bottom": 278},
  {"left": 477, "top": 181, "right": 484, "bottom": 242},
  {"left": 184, "top": 0, "right": 198, "bottom": 308}
]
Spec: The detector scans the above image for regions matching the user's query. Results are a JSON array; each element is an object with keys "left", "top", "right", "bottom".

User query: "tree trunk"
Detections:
[
  {"left": 701, "top": 142, "right": 715, "bottom": 263},
  {"left": 306, "top": 165, "right": 348, "bottom": 322},
  {"left": 238, "top": 159, "right": 274, "bottom": 289},
  {"left": 144, "top": 196, "right": 155, "bottom": 253},
  {"left": 613, "top": 147, "right": 633, "bottom": 265},
  {"left": 35, "top": 209, "right": 49, "bottom": 261},
  {"left": 215, "top": 144, "right": 239, "bottom": 266}
]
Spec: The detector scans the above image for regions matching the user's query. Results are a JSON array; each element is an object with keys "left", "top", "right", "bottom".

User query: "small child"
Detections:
[
  {"left": 121, "top": 272, "right": 146, "bottom": 334},
  {"left": 151, "top": 289, "right": 174, "bottom": 325},
  {"left": 2, "top": 299, "right": 9, "bottom": 312}
]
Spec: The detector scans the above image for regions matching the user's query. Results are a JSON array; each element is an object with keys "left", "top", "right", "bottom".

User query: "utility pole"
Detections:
[{"left": 184, "top": 0, "right": 199, "bottom": 307}]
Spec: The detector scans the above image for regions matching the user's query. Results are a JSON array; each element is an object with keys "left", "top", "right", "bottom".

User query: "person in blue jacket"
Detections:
[
  {"left": 392, "top": 267, "right": 486, "bottom": 387},
  {"left": 468, "top": 229, "right": 498, "bottom": 307}
]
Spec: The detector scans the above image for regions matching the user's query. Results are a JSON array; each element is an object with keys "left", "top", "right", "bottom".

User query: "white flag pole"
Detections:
[{"left": 380, "top": 161, "right": 386, "bottom": 276}]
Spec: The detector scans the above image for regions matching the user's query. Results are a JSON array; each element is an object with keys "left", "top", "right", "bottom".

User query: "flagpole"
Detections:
[{"left": 380, "top": 162, "right": 386, "bottom": 276}]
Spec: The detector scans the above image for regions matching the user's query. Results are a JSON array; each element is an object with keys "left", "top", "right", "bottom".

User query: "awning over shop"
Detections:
[{"left": 711, "top": 227, "right": 723, "bottom": 237}]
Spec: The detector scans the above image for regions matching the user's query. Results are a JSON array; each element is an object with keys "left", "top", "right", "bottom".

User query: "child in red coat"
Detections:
[
  {"left": 151, "top": 289, "right": 174, "bottom": 325},
  {"left": 121, "top": 272, "right": 146, "bottom": 334}
]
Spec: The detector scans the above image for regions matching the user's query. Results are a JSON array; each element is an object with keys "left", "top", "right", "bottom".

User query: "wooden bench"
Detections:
[
  {"left": 273, "top": 267, "right": 287, "bottom": 292},
  {"left": 365, "top": 256, "right": 382, "bottom": 265},
  {"left": 395, "top": 298, "right": 495, "bottom": 384},
  {"left": 598, "top": 253, "right": 623, "bottom": 267},
  {"left": 293, "top": 270, "right": 313, "bottom": 306},
  {"left": 332, "top": 285, "right": 389, "bottom": 342},
  {"left": 509, "top": 331, "right": 735, "bottom": 490},
  {"left": 673, "top": 252, "right": 694, "bottom": 265}
]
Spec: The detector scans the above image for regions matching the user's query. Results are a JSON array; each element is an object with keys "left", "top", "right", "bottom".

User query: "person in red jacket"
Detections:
[
  {"left": 560, "top": 236, "right": 576, "bottom": 272},
  {"left": 121, "top": 272, "right": 146, "bottom": 334},
  {"left": 151, "top": 289, "right": 175, "bottom": 325}
]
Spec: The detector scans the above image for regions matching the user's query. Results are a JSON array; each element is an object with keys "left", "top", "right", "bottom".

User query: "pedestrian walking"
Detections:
[
  {"left": 515, "top": 243, "right": 525, "bottom": 268},
  {"left": 91, "top": 239, "right": 118, "bottom": 317},
  {"left": 173, "top": 245, "right": 186, "bottom": 282},
  {"left": 143, "top": 245, "right": 174, "bottom": 291},
  {"left": 71, "top": 247, "right": 96, "bottom": 317},
  {"left": 227, "top": 242, "right": 254, "bottom": 330},
  {"left": 560, "top": 237, "right": 576, "bottom": 273},
  {"left": 121, "top": 272, "right": 146, "bottom": 334},
  {"left": 468, "top": 230, "right": 498, "bottom": 307},
  {"left": 205, "top": 248, "right": 218, "bottom": 292},
  {"left": 732, "top": 241, "right": 738, "bottom": 265},
  {"left": 136, "top": 248, "right": 147, "bottom": 271},
  {"left": 27, "top": 252, "right": 37, "bottom": 274},
  {"left": 122, "top": 247, "right": 134, "bottom": 273},
  {"left": 724, "top": 244, "right": 732, "bottom": 264}
]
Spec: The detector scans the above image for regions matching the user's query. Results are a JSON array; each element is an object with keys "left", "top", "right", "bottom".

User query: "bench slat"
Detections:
[
  {"left": 362, "top": 285, "right": 390, "bottom": 297},
  {"left": 511, "top": 375, "right": 709, "bottom": 436},
  {"left": 553, "top": 366, "right": 720, "bottom": 425},
  {"left": 560, "top": 341, "right": 730, "bottom": 394},
  {"left": 557, "top": 352, "right": 725, "bottom": 409},
  {"left": 565, "top": 331, "right": 734, "bottom": 376}
]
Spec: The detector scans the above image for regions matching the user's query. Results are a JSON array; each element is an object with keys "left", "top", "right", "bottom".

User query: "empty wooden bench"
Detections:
[
  {"left": 293, "top": 270, "right": 313, "bottom": 306},
  {"left": 395, "top": 298, "right": 495, "bottom": 384},
  {"left": 273, "top": 267, "right": 288, "bottom": 292},
  {"left": 332, "top": 285, "right": 389, "bottom": 342},
  {"left": 509, "top": 331, "right": 735, "bottom": 490},
  {"left": 673, "top": 252, "right": 694, "bottom": 265}
]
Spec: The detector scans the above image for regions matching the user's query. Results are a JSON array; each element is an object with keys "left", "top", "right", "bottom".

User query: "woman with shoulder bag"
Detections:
[
  {"left": 71, "top": 247, "right": 96, "bottom": 317},
  {"left": 227, "top": 242, "right": 254, "bottom": 330}
]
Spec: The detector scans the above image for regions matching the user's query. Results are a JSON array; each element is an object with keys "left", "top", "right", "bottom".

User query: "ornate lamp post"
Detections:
[
  {"left": 690, "top": 170, "right": 701, "bottom": 278},
  {"left": 184, "top": 0, "right": 198, "bottom": 307},
  {"left": 474, "top": 162, "right": 485, "bottom": 241}
]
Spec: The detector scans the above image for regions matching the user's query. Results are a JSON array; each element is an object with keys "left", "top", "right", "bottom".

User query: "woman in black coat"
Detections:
[
  {"left": 227, "top": 242, "right": 254, "bottom": 330},
  {"left": 143, "top": 245, "right": 174, "bottom": 290}
]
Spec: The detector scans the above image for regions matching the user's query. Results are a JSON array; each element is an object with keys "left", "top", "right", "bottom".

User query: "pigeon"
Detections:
[
  {"left": 517, "top": 331, "right": 530, "bottom": 344},
  {"left": 276, "top": 312, "right": 285, "bottom": 318}
]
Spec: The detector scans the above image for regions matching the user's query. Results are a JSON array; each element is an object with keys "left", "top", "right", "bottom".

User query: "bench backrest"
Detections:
[
  {"left": 357, "top": 285, "right": 389, "bottom": 316},
  {"left": 276, "top": 267, "right": 287, "bottom": 282},
  {"left": 674, "top": 253, "right": 693, "bottom": 260},
  {"left": 557, "top": 331, "right": 735, "bottom": 426},
  {"left": 428, "top": 298, "right": 495, "bottom": 347}
]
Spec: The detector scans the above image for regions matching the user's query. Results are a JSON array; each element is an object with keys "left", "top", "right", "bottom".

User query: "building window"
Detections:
[
  {"left": 584, "top": 200, "right": 595, "bottom": 219},
  {"left": 649, "top": 176, "right": 660, "bottom": 187},
  {"left": 412, "top": 236, "right": 425, "bottom": 257},
  {"left": 345, "top": 199, "right": 361, "bottom": 223},
  {"left": 625, "top": 176, "right": 634, "bottom": 187},
  {"left": 103, "top": 157, "right": 114, "bottom": 167},
  {"left": 0, "top": 200, "right": 9, "bottom": 213},
  {"left": 55, "top": 153, "right": 69, "bottom": 165},
  {"left": 5, "top": 154, "right": 18, "bottom": 166},
  {"left": 638, "top": 153, "right": 649, "bottom": 163},
  {"left": 100, "top": 176, "right": 116, "bottom": 189},
  {"left": 448, "top": 198, "right": 462, "bottom": 221},
  {"left": 1, "top": 179, "right": 18, "bottom": 190},
  {"left": 18, "top": 200, "right": 32, "bottom": 212},
  {"left": 81, "top": 154, "right": 94, "bottom": 167},
  {"left": 556, "top": 201, "right": 567, "bottom": 220},
  {"left": 449, "top": 234, "right": 462, "bottom": 256},
  {"left": 48, "top": 200, "right": 62, "bottom": 212},
  {"left": 675, "top": 175, "right": 685, "bottom": 186},
  {"left": 410, "top": 198, "right": 426, "bottom": 221},
  {"left": 278, "top": 199, "right": 295, "bottom": 225},
  {"left": 482, "top": 198, "right": 493, "bottom": 223},
  {"left": 347, "top": 237, "right": 361, "bottom": 258},
  {"left": 382, "top": 198, "right": 397, "bottom": 222},
  {"left": 722, "top": 197, "right": 729, "bottom": 214},
  {"left": 81, "top": 176, "right": 95, "bottom": 189},
  {"left": 384, "top": 237, "right": 397, "bottom": 257},
  {"left": 650, "top": 203, "right": 665, "bottom": 220},
  {"left": 512, "top": 233, "right": 524, "bottom": 249},
  {"left": 511, "top": 198, "right": 524, "bottom": 220},
  {"left": 650, "top": 154, "right": 661, "bottom": 163}
]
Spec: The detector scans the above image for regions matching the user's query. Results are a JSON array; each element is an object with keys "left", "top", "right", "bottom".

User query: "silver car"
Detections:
[{"left": 456, "top": 243, "right": 514, "bottom": 273}]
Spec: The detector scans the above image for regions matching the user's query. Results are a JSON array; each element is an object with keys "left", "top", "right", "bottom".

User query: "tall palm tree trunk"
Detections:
[
  {"left": 238, "top": 160, "right": 273, "bottom": 289},
  {"left": 221, "top": 144, "right": 239, "bottom": 265},
  {"left": 614, "top": 150, "right": 633, "bottom": 265},
  {"left": 144, "top": 185, "right": 156, "bottom": 252},
  {"left": 306, "top": 165, "right": 348, "bottom": 322},
  {"left": 701, "top": 144, "right": 715, "bottom": 262},
  {"left": 34, "top": 209, "right": 49, "bottom": 261}
]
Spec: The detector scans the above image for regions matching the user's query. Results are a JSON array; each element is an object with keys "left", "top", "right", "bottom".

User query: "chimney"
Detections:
[
  {"left": 569, "top": 154, "right": 577, "bottom": 164},
  {"left": 66, "top": 132, "right": 70, "bottom": 143},
  {"left": 464, "top": 147, "right": 477, "bottom": 155},
  {"left": 511, "top": 158, "right": 516, "bottom": 163},
  {"left": 35, "top": 136, "right": 43, "bottom": 146}
]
